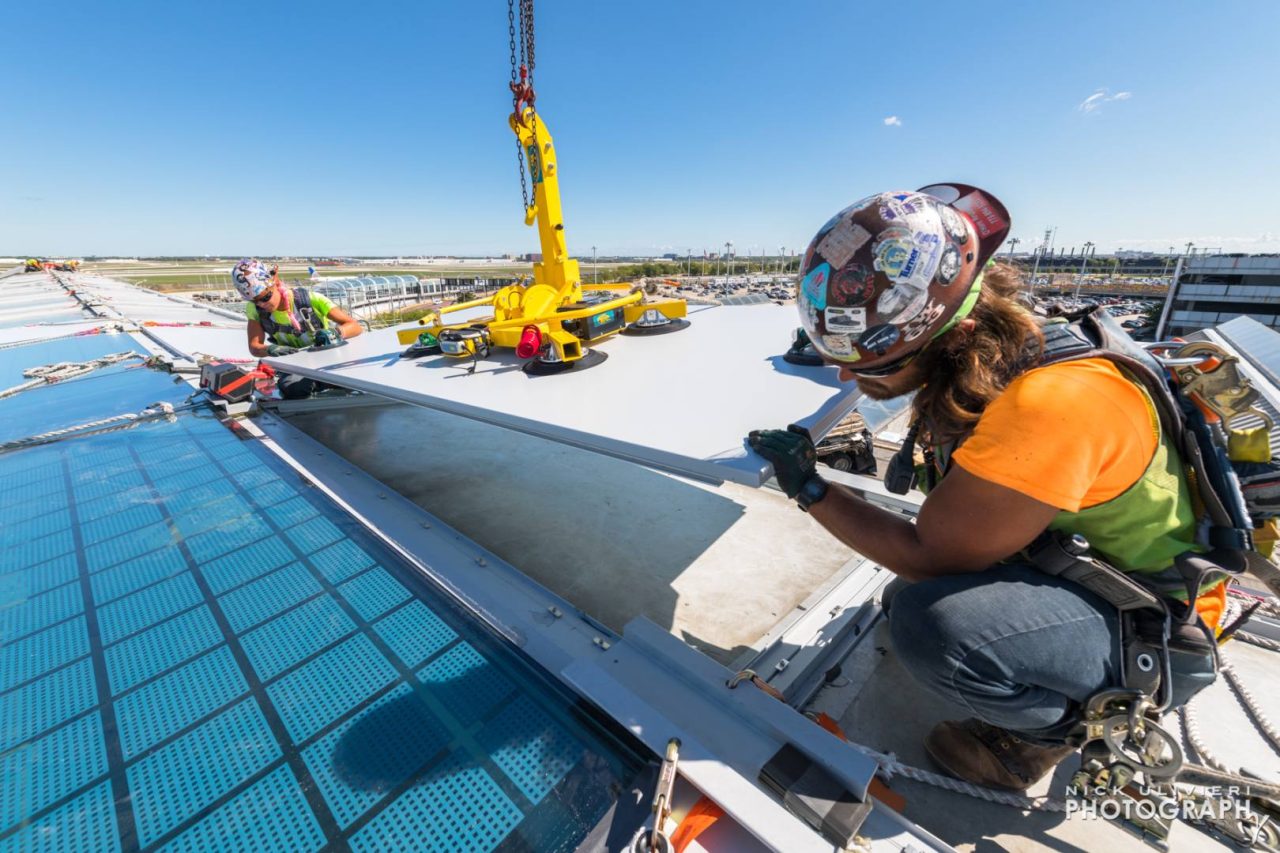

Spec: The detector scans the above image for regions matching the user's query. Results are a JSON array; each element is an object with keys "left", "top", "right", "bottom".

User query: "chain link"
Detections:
[
  {"left": 508, "top": 0, "right": 530, "bottom": 213},
  {"left": 522, "top": 0, "right": 535, "bottom": 79}
]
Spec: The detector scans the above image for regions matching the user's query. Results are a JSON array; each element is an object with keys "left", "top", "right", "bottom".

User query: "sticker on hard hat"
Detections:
[
  {"left": 859, "top": 323, "right": 901, "bottom": 355},
  {"left": 905, "top": 231, "right": 943, "bottom": 283},
  {"left": 876, "top": 281, "right": 928, "bottom": 324},
  {"left": 953, "top": 191, "right": 1007, "bottom": 239},
  {"left": 940, "top": 206, "right": 969, "bottom": 243},
  {"left": 879, "top": 192, "right": 928, "bottom": 223},
  {"left": 873, "top": 235, "right": 914, "bottom": 279},
  {"left": 825, "top": 306, "right": 866, "bottom": 335},
  {"left": 937, "top": 245, "right": 961, "bottom": 284},
  {"left": 821, "top": 334, "right": 857, "bottom": 358},
  {"left": 830, "top": 264, "right": 876, "bottom": 307},
  {"left": 801, "top": 263, "right": 831, "bottom": 310},
  {"left": 816, "top": 219, "right": 871, "bottom": 268},
  {"left": 902, "top": 299, "right": 948, "bottom": 342}
]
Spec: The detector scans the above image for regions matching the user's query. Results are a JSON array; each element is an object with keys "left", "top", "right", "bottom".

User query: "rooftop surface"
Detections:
[{"left": 2, "top": 268, "right": 1279, "bottom": 852}]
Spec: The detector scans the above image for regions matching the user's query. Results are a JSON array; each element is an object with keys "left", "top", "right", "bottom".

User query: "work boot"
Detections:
[{"left": 924, "top": 718, "right": 1076, "bottom": 791}]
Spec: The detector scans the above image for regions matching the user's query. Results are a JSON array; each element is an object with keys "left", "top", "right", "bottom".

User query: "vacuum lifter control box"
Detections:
[{"left": 200, "top": 362, "right": 257, "bottom": 403}]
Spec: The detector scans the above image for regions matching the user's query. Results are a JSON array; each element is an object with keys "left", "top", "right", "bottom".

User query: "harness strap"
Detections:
[
  {"left": 257, "top": 287, "right": 323, "bottom": 342},
  {"left": 1036, "top": 311, "right": 1251, "bottom": 610},
  {"left": 1025, "top": 532, "right": 1164, "bottom": 613}
]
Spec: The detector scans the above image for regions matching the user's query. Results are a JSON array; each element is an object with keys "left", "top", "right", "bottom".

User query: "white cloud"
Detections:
[
  {"left": 883, "top": 116, "right": 902, "bottom": 127},
  {"left": 1078, "top": 88, "right": 1133, "bottom": 113}
]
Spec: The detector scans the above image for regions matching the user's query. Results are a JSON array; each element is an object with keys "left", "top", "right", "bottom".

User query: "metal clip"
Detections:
[
  {"left": 648, "top": 739, "right": 681, "bottom": 852},
  {"left": 1170, "top": 342, "right": 1266, "bottom": 423}
]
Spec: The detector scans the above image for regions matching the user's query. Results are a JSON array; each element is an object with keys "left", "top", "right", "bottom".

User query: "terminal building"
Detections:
[{"left": 1157, "top": 253, "right": 1280, "bottom": 338}]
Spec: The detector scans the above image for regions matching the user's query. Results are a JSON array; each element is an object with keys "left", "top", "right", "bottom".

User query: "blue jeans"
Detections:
[{"left": 886, "top": 563, "right": 1217, "bottom": 744}]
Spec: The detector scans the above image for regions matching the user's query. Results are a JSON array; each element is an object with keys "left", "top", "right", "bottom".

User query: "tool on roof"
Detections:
[
  {"left": 200, "top": 361, "right": 275, "bottom": 404},
  {"left": 309, "top": 327, "right": 344, "bottom": 350},
  {"left": 397, "top": 0, "right": 689, "bottom": 374},
  {"left": 782, "top": 327, "right": 823, "bottom": 366}
]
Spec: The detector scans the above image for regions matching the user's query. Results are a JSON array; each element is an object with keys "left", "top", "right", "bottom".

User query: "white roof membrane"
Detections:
[{"left": 266, "top": 303, "right": 858, "bottom": 485}]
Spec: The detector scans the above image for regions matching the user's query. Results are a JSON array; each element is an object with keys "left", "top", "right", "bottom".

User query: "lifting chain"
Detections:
[{"left": 507, "top": 0, "right": 536, "bottom": 214}]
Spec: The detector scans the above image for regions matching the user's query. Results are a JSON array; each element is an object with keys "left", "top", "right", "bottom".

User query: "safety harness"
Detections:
[
  {"left": 255, "top": 286, "right": 326, "bottom": 345},
  {"left": 887, "top": 307, "right": 1280, "bottom": 793}
]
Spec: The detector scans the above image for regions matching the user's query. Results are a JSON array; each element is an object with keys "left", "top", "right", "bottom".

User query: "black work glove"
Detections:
[
  {"left": 748, "top": 426, "right": 820, "bottom": 498},
  {"left": 266, "top": 344, "right": 299, "bottom": 357}
]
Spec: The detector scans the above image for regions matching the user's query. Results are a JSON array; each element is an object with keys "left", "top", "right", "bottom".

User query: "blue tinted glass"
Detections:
[
  {"left": 0, "top": 366, "right": 188, "bottom": 444},
  {"left": 0, "top": 405, "right": 644, "bottom": 851},
  {"left": 0, "top": 334, "right": 134, "bottom": 387}
]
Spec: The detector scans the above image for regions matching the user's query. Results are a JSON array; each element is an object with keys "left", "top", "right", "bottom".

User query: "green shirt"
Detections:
[{"left": 245, "top": 290, "right": 335, "bottom": 348}]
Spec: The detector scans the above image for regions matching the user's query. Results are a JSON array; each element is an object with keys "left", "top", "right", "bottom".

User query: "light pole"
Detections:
[
  {"left": 1075, "top": 241, "right": 1094, "bottom": 300},
  {"left": 592, "top": 245, "right": 597, "bottom": 283},
  {"left": 1006, "top": 237, "right": 1020, "bottom": 258},
  {"left": 1184, "top": 241, "right": 1195, "bottom": 258},
  {"left": 725, "top": 241, "right": 733, "bottom": 279}
]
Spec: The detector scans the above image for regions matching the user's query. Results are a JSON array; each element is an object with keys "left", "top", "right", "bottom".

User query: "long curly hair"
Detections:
[{"left": 912, "top": 262, "right": 1043, "bottom": 446}]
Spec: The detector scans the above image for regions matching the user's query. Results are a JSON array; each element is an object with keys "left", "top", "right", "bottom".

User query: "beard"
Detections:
[
  {"left": 854, "top": 377, "right": 900, "bottom": 400},
  {"left": 853, "top": 362, "right": 927, "bottom": 400}
]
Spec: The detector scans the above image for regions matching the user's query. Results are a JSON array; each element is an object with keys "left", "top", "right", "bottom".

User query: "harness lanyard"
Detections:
[{"left": 281, "top": 286, "right": 304, "bottom": 333}]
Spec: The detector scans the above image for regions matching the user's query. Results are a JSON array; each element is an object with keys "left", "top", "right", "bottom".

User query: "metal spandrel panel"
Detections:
[
  {"left": 266, "top": 304, "right": 858, "bottom": 485},
  {"left": 1, "top": 309, "right": 95, "bottom": 329},
  {"left": 138, "top": 326, "right": 252, "bottom": 361}
]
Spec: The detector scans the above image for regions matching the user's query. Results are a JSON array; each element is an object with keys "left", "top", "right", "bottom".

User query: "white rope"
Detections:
[
  {"left": 1237, "top": 630, "right": 1280, "bottom": 652},
  {"left": 839, "top": 742, "right": 1068, "bottom": 813},
  {"left": 1175, "top": 761, "right": 1280, "bottom": 796},
  {"left": 0, "top": 401, "right": 184, "bottom": 453},
  {"left": 0, "top": 351, "right": 143, "bottom": 399},
  {"left": 1178, "top": 704, "right": 1229, "bottom": 772},
  {"left": 1221, "top": 653, "right": 1280, "bottom": 757},
  {"left": 1228, "top": 585, "right": 1280, "bottom": 619}
]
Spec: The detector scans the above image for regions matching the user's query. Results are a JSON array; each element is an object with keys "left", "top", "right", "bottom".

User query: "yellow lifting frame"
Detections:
[{"left": 397, "top": 106, "right": 686, "bottom": 360}]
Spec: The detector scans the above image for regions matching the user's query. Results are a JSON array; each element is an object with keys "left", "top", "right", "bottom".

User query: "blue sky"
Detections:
[{"left": 3, "top": 1, "right": 1277, "bottom": 257}]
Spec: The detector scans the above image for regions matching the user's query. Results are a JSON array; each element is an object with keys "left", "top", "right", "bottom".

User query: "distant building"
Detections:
[{"left": 1157, "top": 254, "right": 1280, "bottom": 338}]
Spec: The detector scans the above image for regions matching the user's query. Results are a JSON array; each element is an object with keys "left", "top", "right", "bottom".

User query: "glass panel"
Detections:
[{"left": 0, "top": 406, "right": 645, "bottom": 852}]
